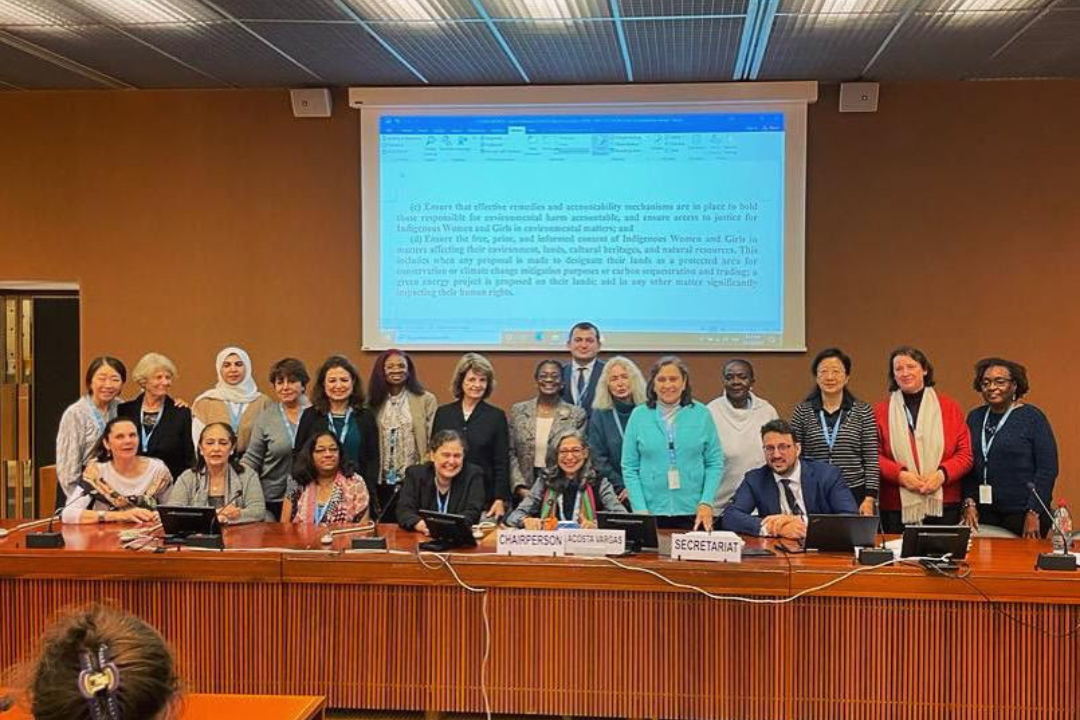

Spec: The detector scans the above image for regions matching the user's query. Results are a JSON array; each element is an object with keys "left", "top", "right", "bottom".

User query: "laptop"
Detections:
[
  {"left": 157, "top": 505, "right": 221, "bottom": 541},
  {"left": 804, "top": 514, "right": 879, "bottom": 552}
]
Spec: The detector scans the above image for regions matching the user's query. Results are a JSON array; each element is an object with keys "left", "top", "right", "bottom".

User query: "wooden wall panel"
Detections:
[
  {"left": 0, "top": 579, "right": 283, "bottom": 696},
  {"left": 0, "top": 82, "right": 1079, "bottom": 513}
]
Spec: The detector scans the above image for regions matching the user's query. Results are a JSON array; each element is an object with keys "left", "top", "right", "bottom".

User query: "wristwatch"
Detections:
[{"left": 97, "top": 510, "right": 106, "bottom": 524}]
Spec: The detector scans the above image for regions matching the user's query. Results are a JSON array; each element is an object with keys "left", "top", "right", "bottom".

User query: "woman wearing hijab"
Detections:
[
  {"left": 874, "top": 346, "right": 973, "bottom": 533},
  {"left": 191, "top": 346, "right": 269, "bottom": 454}
]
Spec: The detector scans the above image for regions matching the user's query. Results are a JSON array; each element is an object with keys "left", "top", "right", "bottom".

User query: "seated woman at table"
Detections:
[
  {"left": 622, "top": 356, "right": 724, "bottom": 531},
  {"left": 21, "top": 604, "right": 179, "bottom": 720},
  {"left": 168, "top": 422, "right": 265, "bottom": 525},
  {"left": 505, "top": 430, "right": 627, "bottom": 529},
  {"left": 56, "top": 355, "right": 127, "bottom": 504},
  {"left": 874, "top": 346, "right": 973, "bottom": 533},
  {"left": 282, "top": 431, "right": 370, "bottom": 525},
  {"left": 118, "top": 352, "right": 194, "bottom": 481},
  {"left": 191, "top": 346, "right": 270, "bottom": 454},
  {"left": 508, "top": 359, "right": 586, "bottom": 502},
  {"left": 61, "top": 418, "right": 172, "bottom": 524},
  {"left": 962, "top": 357, "right": 1058, "bottom": 538},
  {"left": 397, "top": 429, "right": 486, "bottom": 535}
]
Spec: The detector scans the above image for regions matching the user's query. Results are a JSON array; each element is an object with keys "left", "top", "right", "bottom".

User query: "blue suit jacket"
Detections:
[
  {"left": 561, "top": 358, "right": 605, "bottom": 417},
  {"left": 722, "top": 459, "right": 857, "bottom": 536}
]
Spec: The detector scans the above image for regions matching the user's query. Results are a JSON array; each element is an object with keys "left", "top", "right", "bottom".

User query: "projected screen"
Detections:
[{"left": 360, "top": 100, "right": 806, "bottom": 351}]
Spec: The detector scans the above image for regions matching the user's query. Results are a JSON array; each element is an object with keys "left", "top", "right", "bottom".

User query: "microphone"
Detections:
[
  {"left": 857, "top": 499, "right": 893, "bottom": 566},
  {"left": 1027, "top": 483, "right": 1076, "bottom": 572},
  {"left": 26, "top": 506, "right": 67, "bottom": 549},
  {"left": 351, "top": 483, "right": 402, "bottom": 550},
  {"left": 0, "top": 516, "right": 53, "bottom": 539}
]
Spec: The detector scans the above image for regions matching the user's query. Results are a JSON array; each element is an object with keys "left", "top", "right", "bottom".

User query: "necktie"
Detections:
[
  {"left": 780, "top": 479, "right": 803, "bottom": 517},
  {"left": 576, "top": 367, "right": 586, "bottom": 403}
]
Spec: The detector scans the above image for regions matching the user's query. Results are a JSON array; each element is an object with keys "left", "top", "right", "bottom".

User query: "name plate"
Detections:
[
  {"left": 562, "top": 528, "right": 626, "bottom": 556},
  {"left": 496, "top": 529, "right": 566, "bottom": 556},
  {"left": 670, "top": 531, "right": 743, "bottom": 563}
]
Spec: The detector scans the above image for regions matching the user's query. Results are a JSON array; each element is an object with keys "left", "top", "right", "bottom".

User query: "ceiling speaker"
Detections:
[
  {"left": 290, "top": 88, "right": 332, "bottom": 118},
  {"left": 839, "top": 83, "right": 879, "bottom": 113}
]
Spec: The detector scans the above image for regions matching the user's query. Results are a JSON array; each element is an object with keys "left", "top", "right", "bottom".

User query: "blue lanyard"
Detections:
[
  {"left": 435, "top": 488, "right": 450, "bottom": 514},
  {"left": 140, "top": 404, "right": 161, "bottom": 449},
  {"left": 226, "top": 402, "right": 245, "bottom": 432},
  {"left": 84, "top": 396, "right": 108, "bottom": 433},
  {"left": 980, "top": 404, "right": 1016, "bottom": 481},
  {"left": 818, "top": 409, "right": 843, "bottom": 451},
  {"left": 314, "top": 502, "right": 329, "bottom": 524},
  {"left": 278, "top": 403, "right": 298, "bottom": 448},
  {"left": 903, "top": 405, "right": 916, "bottom": 431},
  {"left": 328, "top": 408, "right": 353, "bottom": 445},
  {"left": 658, "top": 408, "right": 678, "bottom": 468},
  {"left": 612, "top": 410, "right": 626, "bottom": 439}
]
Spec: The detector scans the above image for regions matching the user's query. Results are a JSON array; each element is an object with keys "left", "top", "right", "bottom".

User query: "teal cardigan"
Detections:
[{"left": 621, "top": 401, "right": 724, "bottom": 516}]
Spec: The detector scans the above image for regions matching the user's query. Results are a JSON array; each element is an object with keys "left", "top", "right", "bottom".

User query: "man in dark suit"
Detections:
[
  {"left": 722, "top": 418, "right": 857, "bottom": 538},
  {"left": 560, "top": 321, "right": 605, "bottom": 417}
]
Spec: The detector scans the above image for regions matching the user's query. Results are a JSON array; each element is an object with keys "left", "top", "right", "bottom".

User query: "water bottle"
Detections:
[{"left": 1050, "top": 500, "right": 1072, "bottom": 553}]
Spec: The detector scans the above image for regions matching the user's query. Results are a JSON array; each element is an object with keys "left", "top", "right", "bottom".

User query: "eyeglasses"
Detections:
[
  {"left": 762, "top": 444, "right": 794, "bottom": 454},
  {"left": 558, "top": 447, "right": 585, "bottom": 456},
  {"left": 537, "top": 373, "right": 561, "bottom": 381},
  {"left": 980, "top": 378, "right": 1013, "bottom": 389},
  {"left": 816, "top": 368, "right": 845, "bottom": 378}
]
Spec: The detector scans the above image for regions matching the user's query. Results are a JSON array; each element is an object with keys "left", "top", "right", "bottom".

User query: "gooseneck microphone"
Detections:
[{"left": 1027, "top": 482, "right": 1076, "bottom": 572}]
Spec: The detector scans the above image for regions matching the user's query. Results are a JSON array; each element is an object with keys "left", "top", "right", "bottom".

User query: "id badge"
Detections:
[
  {"left": 979, "top": 484, "right": 993, "bottom": 505},
  {"left": 667, "top": 468, "right": 681, "bottom": 490}
]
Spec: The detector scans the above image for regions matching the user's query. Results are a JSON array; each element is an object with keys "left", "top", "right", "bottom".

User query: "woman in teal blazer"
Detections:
[{"left": 622, "top": 356, "right": 724, "bottom": 530}]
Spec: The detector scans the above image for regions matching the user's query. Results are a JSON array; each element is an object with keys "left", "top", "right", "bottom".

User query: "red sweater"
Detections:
[{"left": 873, "top": 391, "right": 974, "bottom": 512}]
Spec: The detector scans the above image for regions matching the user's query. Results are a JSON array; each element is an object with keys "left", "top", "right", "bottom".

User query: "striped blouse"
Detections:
[{"left": 790, "top": 394, "right": 880, "bottom": 497}]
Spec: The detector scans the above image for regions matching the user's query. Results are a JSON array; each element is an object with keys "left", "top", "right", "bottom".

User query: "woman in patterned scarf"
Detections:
[
  {"left": 282, "top": 431, "right": 369, "bottom": 525},
  {"left": 505, "top": 429, "right": 626, "bottom": 529}
]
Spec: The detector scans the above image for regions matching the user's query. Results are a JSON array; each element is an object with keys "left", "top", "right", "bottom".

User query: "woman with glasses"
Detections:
[
  {"left": 505, "top": 430, "right": 626, "bottom": 529},
  {"left": 790, "top": 348, "right": 880, "bottom": 516},
  {"left": 961, "top": 357, "right": 1058, "bottom": 538}
]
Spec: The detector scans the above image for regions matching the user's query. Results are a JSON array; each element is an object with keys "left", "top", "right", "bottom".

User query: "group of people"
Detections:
[{"left": 55, "top": 323, "right": 1058, "bottom": 541}]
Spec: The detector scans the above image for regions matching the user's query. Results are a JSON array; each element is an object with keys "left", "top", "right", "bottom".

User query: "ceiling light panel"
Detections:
[
  {"left": 622, "top": 16, "right": 742, "bottom": 81},
  {"left": 340, "top": 0, "right": 479, "bottom": 22},
  {"left": 247, "top": 20, "right": 425, "bottom": 84},
  {"left": 618, "top": 0, "right": 747, "bottom": 17},
  {"left": 68, "top": 0, "right": 219, "bottom": 24},
  {"left": 497, "top": 17, "right": 625, "bottom": 80},
  {"left": 0, "top": 0, "right": 91, "bottom": 25},
  {"left": 777, "top": 0, "right": 907, "bottom": 12},
  {"left": 484, "top": 0, "right": 605, "bottom": 20},
  {"left": 758, "top": 9, "right": 899, "bottom": 79}
]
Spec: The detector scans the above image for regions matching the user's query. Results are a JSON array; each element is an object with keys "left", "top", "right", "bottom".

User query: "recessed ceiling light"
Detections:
[
  {"left": 0, "top": 0, "right": 65, "bottom": 25},
  {"left": 73, "top": 0, "right": 202, "bottom": 24}
]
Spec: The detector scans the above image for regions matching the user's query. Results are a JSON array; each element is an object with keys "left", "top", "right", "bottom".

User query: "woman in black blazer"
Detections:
[
  {"left": 431, "top": 353, "right": 510, "bottom": 519},
  {"left": 294, "top": 355, "right": 381, "bottom": 512},
  {"left": 117, "top": 352, "right": 193, "bottom": 480},
  {"left": 397, "top": 429, "right": 486, "bottom": 533}
]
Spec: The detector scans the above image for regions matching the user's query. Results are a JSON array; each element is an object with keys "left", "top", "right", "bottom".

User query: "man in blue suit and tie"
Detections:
[
  {"left": 561, "top": 322, "right": 605, "bottom": 417},
  {"left": 723, "top": 418, "right": 857, "bottom": 538}
]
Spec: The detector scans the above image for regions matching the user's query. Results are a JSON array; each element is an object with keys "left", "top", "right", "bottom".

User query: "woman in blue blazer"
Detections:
[{"left": 622, "top": 356, "right": 724, "bottom": 530}]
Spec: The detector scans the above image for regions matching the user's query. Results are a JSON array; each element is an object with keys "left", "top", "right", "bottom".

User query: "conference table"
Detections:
[
  {"left": 1, "top": 521, "right": 1077, "bottom": 720},
  {"left": 0, "top": 691, "right": 325, "bottom": 720}
]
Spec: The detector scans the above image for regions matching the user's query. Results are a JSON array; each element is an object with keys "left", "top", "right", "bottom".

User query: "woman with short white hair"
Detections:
[
  {"left": 587, "top": 356, "right": 647, "bottom": 505},
  {"left": 118, "top": 352, "right": 194, "bottom": 482}
]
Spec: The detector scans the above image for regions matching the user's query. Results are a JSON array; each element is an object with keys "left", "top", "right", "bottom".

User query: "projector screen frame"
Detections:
[{"left": 352, "top": 82, "right": 816, "bottom": 353}]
